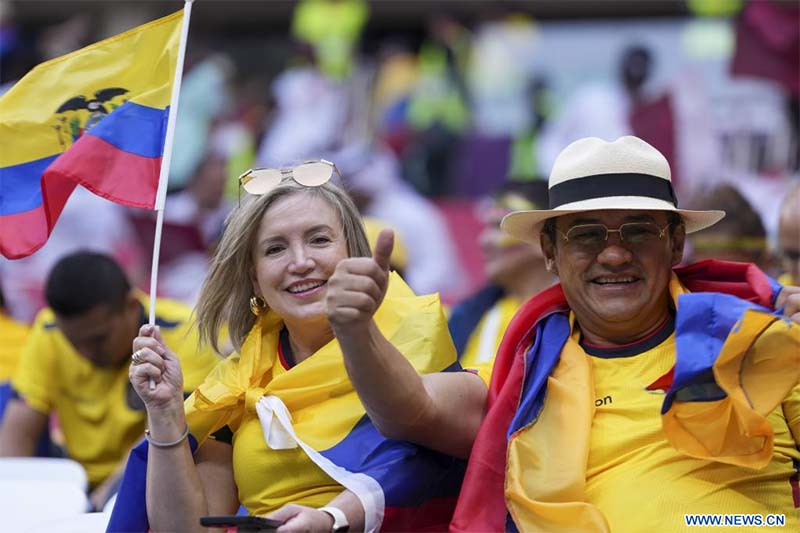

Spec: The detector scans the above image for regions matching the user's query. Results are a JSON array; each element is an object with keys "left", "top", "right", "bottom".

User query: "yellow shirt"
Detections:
[
  {"left": 12, "top": 296, "right": 220, "bottom": 487},
  {"left": 585, "top": 328, "right": 800, "bottom": 532},
  {"left": 0, "top": 311, "right": 29, "bottom": 382},
  {"left": 460, "top": 296, "right": 520, "bottom": 386},
  {"left": 229, "top": 351, "right": 343, "bottom": 515}
]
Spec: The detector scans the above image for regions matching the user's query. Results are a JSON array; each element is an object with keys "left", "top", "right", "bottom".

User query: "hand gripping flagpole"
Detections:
[{"left": 147, "top": 0, "right": 194, "bottom": 390}]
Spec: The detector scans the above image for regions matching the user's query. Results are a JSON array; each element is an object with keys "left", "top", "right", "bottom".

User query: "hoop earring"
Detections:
[{"left": 249, "top": 295, "right": 267, "bottom": 316}]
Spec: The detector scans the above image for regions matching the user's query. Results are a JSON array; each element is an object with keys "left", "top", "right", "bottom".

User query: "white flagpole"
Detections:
[{"left": 147, "top": 0, "right": 194, "bottom": 389}]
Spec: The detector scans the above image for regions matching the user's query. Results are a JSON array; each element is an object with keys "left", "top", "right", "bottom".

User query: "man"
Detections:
[
  {"left": 449, "top": 180, "right": 554, "bottom": 376},
  {"left": 0, "top": 252, "right": 220, "bottom": 509},
  {"left": 778, "top": 183, "right": 800, "bottom": 286},
  {"left": 325, "top": 136, "right": 800, "bottom": 531}
]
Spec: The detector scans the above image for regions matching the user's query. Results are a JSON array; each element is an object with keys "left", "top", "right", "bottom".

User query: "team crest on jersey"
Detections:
[{"left": 52, "top": 87, "right": 129, "bottom": 148}]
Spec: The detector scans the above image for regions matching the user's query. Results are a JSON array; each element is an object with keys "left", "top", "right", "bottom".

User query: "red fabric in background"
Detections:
[
  {"left": 630, "top": 93, "right": 678, "bottom": 190},
  {"left": 731, "top": 0, "right": 800, "bottom": 95},
  {"left": 434, "top": 199, "right": 487, "bottom": 306}
]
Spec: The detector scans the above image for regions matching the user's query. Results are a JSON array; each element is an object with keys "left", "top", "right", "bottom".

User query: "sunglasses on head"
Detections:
[{"left": 238, "top": 159, "right": 341, "bottom": 196}]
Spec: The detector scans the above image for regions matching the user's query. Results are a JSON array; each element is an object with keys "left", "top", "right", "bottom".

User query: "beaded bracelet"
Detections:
[{"left": 144, "top": 424, "right": 189, "bottom": 448}]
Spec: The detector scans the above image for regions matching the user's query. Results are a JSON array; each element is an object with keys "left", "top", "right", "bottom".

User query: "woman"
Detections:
[
  {"left": 448, "top": 180, "right": 554, "bottom": 381},
  {"left": 110, "top": 162, "right": 462, "bottom": 532}
]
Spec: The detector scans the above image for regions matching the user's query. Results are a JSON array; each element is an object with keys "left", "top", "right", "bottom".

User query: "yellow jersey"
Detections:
[
  {"left": 584, "top": 320, "right": 800, "bottom": 532},
  {"left": 460, "top": 296, "right": 520, "bottom": 386},
  {"left": 227, "top": 339, "right": 343, "bottom": 515},
  {"left": 12, "top": 296, "right": 220, "bottom": 487}
]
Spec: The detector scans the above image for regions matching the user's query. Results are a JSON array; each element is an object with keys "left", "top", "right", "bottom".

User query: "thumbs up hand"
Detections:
[{"left": 326, "top": 229, "right": 394, "bottom": 332}]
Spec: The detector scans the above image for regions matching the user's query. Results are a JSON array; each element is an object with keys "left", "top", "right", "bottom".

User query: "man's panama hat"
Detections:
[{"left": 501, "top": 136, "right": 725, "bottom": 243}]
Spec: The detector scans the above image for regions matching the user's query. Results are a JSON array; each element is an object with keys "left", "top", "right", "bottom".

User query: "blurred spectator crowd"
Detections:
[{"left": 0, "top": 0, "right": 797, "bottom": 318}]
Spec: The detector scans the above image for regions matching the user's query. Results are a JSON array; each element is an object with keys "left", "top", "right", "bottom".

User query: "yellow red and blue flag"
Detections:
[
  {"left": 0, "top": 10, "right": 182, "bottom": 259},
  {"left": 453, "top": 260, "right": 793, "bottom": 532},
  {"left": 108, "top": 274, "right": 468, "bottom": 532}
]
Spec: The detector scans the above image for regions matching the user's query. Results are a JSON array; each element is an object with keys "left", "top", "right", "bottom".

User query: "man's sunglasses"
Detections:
[{"left": 238, "top": 159, "right": 341, "bottom": 196}]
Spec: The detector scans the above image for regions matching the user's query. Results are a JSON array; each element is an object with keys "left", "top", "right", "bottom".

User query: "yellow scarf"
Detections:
[{"left": 184, "top": 272, "right": 457, "bottom": 449}]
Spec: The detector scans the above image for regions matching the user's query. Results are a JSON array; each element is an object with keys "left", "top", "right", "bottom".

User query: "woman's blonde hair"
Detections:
[{"left": 195, "top": 179, "right": 371, "bottom": 354}]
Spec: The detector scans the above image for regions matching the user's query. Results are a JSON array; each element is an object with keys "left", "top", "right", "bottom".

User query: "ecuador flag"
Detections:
[
  {"left": 0, "top": 11, "right": 182, "bottom": 259},
  {"left": 452, "top": 260, "right": 790, "bottom": 532}
]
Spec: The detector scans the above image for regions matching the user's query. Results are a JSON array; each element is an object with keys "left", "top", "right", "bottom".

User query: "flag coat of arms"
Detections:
[{"left": 0, "top": 11, "right": 182, "bottom": 259}]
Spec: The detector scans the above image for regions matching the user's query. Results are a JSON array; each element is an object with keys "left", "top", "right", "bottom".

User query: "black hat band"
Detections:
[{"left": 548, "top": 173, "right": 678, "bottom": 209}]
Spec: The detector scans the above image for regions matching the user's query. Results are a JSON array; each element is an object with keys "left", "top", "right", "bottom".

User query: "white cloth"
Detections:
[
  {"left": 256, "top": 67, "right": 348, "bottom": 166},
  {"left": 255, "top": 395, "right": 383, "bottom": 533},
  {"left": 537, "top": 82, "right": 632, "bottom": 175}
]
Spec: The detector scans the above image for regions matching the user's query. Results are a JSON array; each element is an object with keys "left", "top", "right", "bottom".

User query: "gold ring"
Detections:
[{"left": 132, "top": 349, "right": 144, "bottom": 365}]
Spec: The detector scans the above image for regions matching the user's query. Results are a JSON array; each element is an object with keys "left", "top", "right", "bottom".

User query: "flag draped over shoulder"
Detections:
[
  {"left": 108, "top": 274, "right": 466, "bottom": 533},
  {"left": 0, "top": 11, "right": 182, "bottom": 259},
  {"left": 452, "top": 260, "right": 793, "bottom": 532}
]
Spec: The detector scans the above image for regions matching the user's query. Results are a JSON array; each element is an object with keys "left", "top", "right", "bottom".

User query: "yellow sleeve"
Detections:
[
  {"left": 184, "top": 354, "right": 243, "bottom": 445},
  {"left": 10, "top": 311, "right": 59, "bottom": 415},
  {"left": 459, "top": 297, "right": 521, "bottom": 387},
  {"left": 782, "top": 383, "right": 800, "bottom": 446},
  {"left": 380, "top": 290, "right": 458, "bottom": 374}
]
